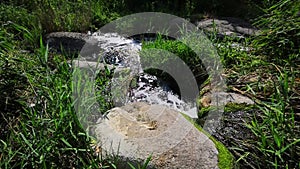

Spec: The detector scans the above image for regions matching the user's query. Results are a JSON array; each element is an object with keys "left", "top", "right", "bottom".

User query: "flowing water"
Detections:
[{"left": 82, "top": 32, "right": 198, "bottom": 118}]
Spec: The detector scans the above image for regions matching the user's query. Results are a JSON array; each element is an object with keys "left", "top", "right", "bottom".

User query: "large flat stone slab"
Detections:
[{"left": 95, "top": 102, "right": 218, "bottom": 169}]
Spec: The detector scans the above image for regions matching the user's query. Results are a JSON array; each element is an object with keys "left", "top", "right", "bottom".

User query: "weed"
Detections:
[
  {"left": 141, "top": 34, "right": 208, "bottom": 86},
  {"left": 246, "top": 69, "right": 300, "bottom": 168},
  {"left": 252, "top": 0, "right": 300, "bottom": 63}
]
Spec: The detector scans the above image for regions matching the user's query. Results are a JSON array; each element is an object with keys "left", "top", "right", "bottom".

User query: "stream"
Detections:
[
  {"left": 90, "top": 32, "right": 199, "bottom": 118},
  {"left": 76, "top": 32, "right": 258, "bottom": 168}
]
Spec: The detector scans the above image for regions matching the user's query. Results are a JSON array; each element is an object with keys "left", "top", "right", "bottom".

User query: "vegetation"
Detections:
[
  {"left": 252, "top": 0, "right": 300, "bottom": 63},
  {"left": 211, "top": 1, "right": 299, "bottom": 168},
  {"left": 1, "top": 0, "right": 299, "bottom": 168},
  {"left": 141, "top": 35, "right": 208, "bottom": 90}
]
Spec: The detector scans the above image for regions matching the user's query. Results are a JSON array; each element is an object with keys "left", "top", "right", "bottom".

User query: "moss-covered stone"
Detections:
[{"left": 182, "top": 113, "right": 235, "bottom": 169}]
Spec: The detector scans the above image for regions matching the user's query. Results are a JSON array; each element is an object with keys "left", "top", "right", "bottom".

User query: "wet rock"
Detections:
[{"left": 95, "top": 102, "right": 219, "bottom": 169}]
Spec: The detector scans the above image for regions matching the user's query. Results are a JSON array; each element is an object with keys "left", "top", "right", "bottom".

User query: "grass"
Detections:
[
  {"left": 141, "top": 34, "right": 209, "bottom": 88},
  {"left": 1, "top": 0, "right": 300, "bottom": 168},
  {"left": 211, "top": 1, "right": 300, "bottom": 168},
  {"left": 246, "top": 69, "right": 300, "bottom": 168},
  {"left": 251, "top": 0, "right": 300, "bottom": 63},
  {"left": 0, "top": 11, "right": 148, "bottom": 167},
  {"left": 0, "top": 40, "right": 103, "bottom": 168},
  {"left": 188, "top": 1, "right": 299, "bottom": 168}
]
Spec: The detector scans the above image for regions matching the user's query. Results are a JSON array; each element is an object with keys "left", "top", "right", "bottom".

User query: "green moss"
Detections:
[
  {"left": 198, "top": 106, "right": 213, "bottom": 118},
  {"left": 209, "top": 135, "right": 235, "bottom": 169},
  {"left": 224, "top": 103, "right": 257, "bottom": 112},
  {"left": 181, "top": 113, "right": 234, "bottom": 169}
]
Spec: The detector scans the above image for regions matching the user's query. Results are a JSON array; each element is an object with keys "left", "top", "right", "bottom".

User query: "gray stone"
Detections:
[
  {"left": 46, "top": 32, "right": 89, "bottom": 56},
  {"left": 200, "top": 92, "right": 254, "bottom": 108},
  {"left": 196, "top": 17, "right": 259, "bottom": 39},
  {"left": 200, "top": 83, "right": 254, "bottom": 108},
  {"left": 95, "top": 102, "right": 219, "bottom": 169}
]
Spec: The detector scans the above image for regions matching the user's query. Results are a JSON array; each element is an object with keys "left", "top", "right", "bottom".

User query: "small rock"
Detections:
[
  {"left": 200, "top": 92, "right": 254, "bottom": 108},
  {"left": 200, "top": 82, "right": 254, "bottom": 108}
]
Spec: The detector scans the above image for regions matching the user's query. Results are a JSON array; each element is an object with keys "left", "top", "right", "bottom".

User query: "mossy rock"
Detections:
[{"left": 182, "top": 113, "right": 235, "bottom": 169}]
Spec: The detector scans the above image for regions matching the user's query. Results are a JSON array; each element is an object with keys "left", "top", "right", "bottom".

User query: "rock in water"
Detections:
[{"left": 95, "top": 102, "right": 218, "bottom": 169}]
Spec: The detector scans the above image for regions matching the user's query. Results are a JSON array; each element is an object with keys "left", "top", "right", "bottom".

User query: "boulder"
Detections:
[
  {"left": 45, "top": 32, "right": 89, "bottom": 56},
  {"left": 196, "top": 17, "right": 259, "bottom": 39},
  {"left": 95, "top": 102, "right": 219, "bottom": 169}
]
